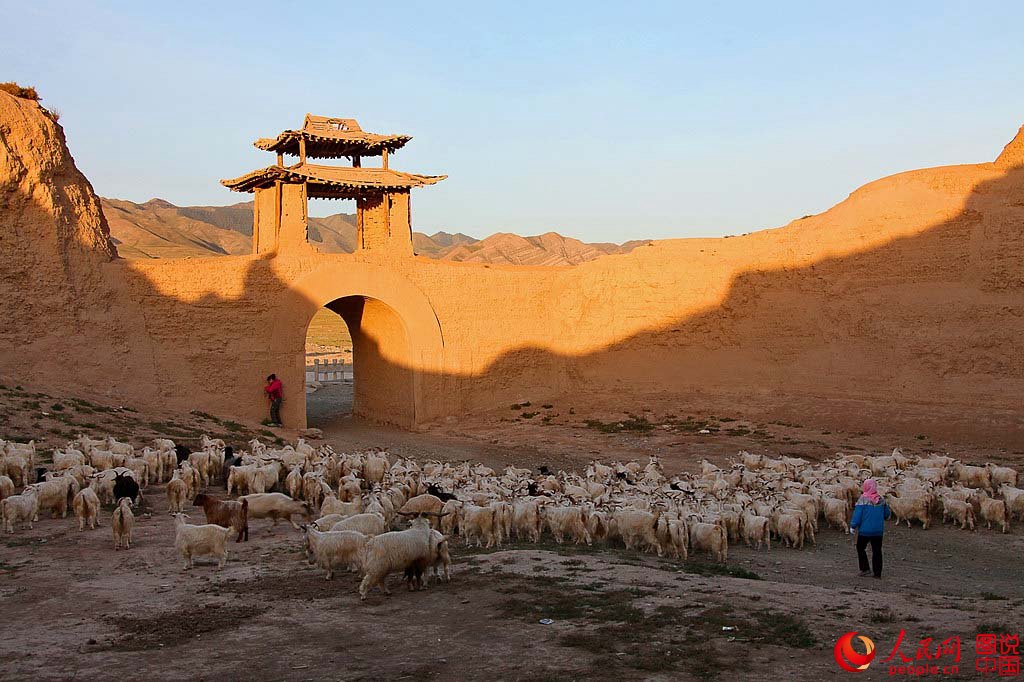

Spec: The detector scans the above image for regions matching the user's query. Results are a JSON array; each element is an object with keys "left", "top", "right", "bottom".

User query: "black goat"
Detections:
[
  {"left": 174, "top": 444, "right": 190, "bottom": 465},
  {"left": 538, "top": 465, "right": 552, "bottom": 476},
  {"left": 113, "top": 471, "right": 141, "bottom": 505},
  {"left": 221, "top": 450, "right": 242, "bottom": 485},
  {"left": 426, "top": 483, "right": 457, "bottom": 503}
]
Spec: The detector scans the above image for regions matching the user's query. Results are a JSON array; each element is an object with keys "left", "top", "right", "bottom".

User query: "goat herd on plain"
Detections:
[{"left": 1, "top": 434, "right": 1022, "bottom": 599}]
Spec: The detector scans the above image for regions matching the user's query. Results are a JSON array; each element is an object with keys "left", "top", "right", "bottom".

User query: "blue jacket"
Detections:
[{"left": 850, "top": 497, "right": 891, "bottom": 537}]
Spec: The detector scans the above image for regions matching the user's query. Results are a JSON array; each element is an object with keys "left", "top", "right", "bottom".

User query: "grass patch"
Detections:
[
  {"left": 755, "top": 610, "right": 816, "bottom": 648},
  {"left": 521, "top": 412, "right": 538, "bottom": 419},
  {"left": 103, "top": 604, "right": 268, "bottom": 651},
  {"left": 584, "top": 415, "right": 654, "bottom": 434},
  {"left": 870, "top": 608, "right": 898, "bottom": 623},
  {"left": 677, "top": 560, "right": 761, "bottom": 580},
  {"left": 511, "top": 402, "right": 532, "bottom": 410},
  {"left": 497, "top": 577, "right": 649, "bottom": 624},
  {"left": 556, "top": 602, "right": 744, "bottom": 679},
  {"left": 980, "top": 591, "right": 1007, "bottom": 601}
]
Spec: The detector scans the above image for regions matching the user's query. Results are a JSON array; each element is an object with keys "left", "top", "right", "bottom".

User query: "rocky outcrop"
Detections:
[
  {"left": 0, "top": 91, "right": 117, "bottom": 345},
  {"left": 995, "top": 124, "right": 1024, "bottom": 169},
  {"left": 0, "top": 91, "right": 142, "bottom": 396}
]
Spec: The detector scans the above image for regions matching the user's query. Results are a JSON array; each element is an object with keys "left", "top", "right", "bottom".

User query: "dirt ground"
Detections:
[{"left": 1, "top": 386, "right": 1023, "bottom": 681}]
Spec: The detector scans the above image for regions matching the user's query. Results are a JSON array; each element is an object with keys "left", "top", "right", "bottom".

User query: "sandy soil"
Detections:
[{"left": 1, "top": 387, "right": 1022, "bottom": 681}]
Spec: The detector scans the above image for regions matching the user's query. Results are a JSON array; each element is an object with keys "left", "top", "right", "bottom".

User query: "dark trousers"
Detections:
[
  {"left": 270, "top": 397, "right": 282, "bottom": 424},
  {"left": 856, "top": 534, "right": 883, "bottom": 577}
]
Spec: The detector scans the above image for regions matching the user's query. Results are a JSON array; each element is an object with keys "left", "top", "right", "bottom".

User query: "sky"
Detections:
[{"left": 3, "top": 1, "right": 1023, "bottom": 243}]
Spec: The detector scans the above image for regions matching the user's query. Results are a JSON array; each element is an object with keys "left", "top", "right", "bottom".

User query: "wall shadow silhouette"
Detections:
[{"left": 4, "top": 96, "right": 1023, "bottom": 450}]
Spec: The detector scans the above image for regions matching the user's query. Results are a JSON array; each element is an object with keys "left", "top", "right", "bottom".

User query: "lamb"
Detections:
[
  {"left": 358, "top": 511, "right": 448, "bottom": 599},
  {"left": 2, "top": 488, "right": 39, "bottom": 533},
  {"left": 123, "top": 456, "right": 151, "bottom": 488},
  {"left": 73, "top": 487, "right": 101, "bottom": 531},
  {"left": 303, "top": 526, "right": 368, "bottom": 579},
  {"left": 611, "top": 509, "right": 663, "bottom": 556},
  {"left": 140, "top": 446, "right": 163, "bottom": 483},
  {"left": 166, "top": 473, "right": 189, "bottom": 513},
  {"left": 227, "top": 464, "right": 260, "bottom": 496},
  {"left": 403, "top": 530, "right": 452, "bottom": 590},
  {"left": 542, "top": 505, "right": 591, "bottom": 545},
  {"left": 460, "top": 503, "right": 497, "bottom": 548},
  {"left": 740, "top": 511, "right": 771, "bottom": 550},
  {"left": 888, "top": 493, "right": 931, "bottom": 529},
  {"left": 329, "top": 512, "right": 387, "bottom": 537},
  {"left": 988, "top": 464, "right": 1018, "bottom": 489},
  {"left": 399, "top": 493, "right": 445, "bottom": 515},
  {"left": 32, "top": 476, "right": 78, "bottom": 519},
  {"left": 200, "top": 434, "right": 226, "bottom": 451},
  {"left": 941, "top": 498, "right": 976, "bottom": 530},
  {"left": 311, "top": 513, "right": 346, "bottom": 532},
  {"left": 772, "top": 511, "right": 804, "bottom": 549},
  {"left": 321, "top": 493, "right": 362, "bottom": 518},
  {"left": 188, "top": 451, "right": 213, "bottom": 487},
  {"left": 178, "top": 462, "right": 201, "bottom": 500},
  {"left": 0, "top": 475, "right": 15, "bottom": 504},
  {"left": 286, "top": 465, "right": 304, "bottom": 500},
  {"left": 171, "top": 513, "right": 232, "bottom": 569},
  {"left": 363, "top": 451, "right": 389, "bottom": 486},
  {"left": 238, "top": 492, "right": 312, "bottom": 530},
  {"left": 86, "top": 448, "right": 115, "bottom": 472},
  {"left": 1000, "top": 485, "right": 1024, "bottom": 521},
  {"left": 105, "top": 436, "right": 134, "bottom": 458},
  {"left": 978, "top": 496, "right": 1008, "bottom": 533},
  {"left": 52, "top": 449, "right": 86, "bottom": 471},
  {"left": 2, "top": 453, "right": 31, "bottom": 487},
  {"left": 952, "top": 463, "right": 992, "bottom": 493},
  {"left": 193, "top": 493, "right": 249, "bottom": 542},
  {"left": 822, "top": 497, "right": 851, "bottom": 533},
  {"left": 688, "top": 519, "right": 728, "bottom": 562},
  {"left": 112, "top": 497, "right": 134, "bottom": 550},
  {"left": 660, "top": 517, "right": 689, "bottom": 559}
]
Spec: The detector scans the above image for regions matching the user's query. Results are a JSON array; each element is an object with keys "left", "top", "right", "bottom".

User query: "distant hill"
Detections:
[{"left": 100, "top": 198, "right": 647, "bottom": 264}]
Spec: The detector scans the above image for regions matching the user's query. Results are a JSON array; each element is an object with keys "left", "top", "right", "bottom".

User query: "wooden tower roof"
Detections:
[
  {"left": 254, "top": 115, "right": 411, "bottom": 159},
  {"left": 221, "top": 163, "right": 446, "bottom": 200}
]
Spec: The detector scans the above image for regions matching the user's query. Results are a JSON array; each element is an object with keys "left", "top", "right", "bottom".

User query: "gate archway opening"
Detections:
[{"left": 304, "top": 295, "right": 415, "bottom": 429}]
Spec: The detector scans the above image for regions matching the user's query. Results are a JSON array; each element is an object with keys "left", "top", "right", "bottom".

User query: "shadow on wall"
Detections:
[
  {"left": 4, "top": 116, "right": 1024, "bottom": 448},
  {"left": 446, "top": 164, "right": 1024, "bottom": 446}
]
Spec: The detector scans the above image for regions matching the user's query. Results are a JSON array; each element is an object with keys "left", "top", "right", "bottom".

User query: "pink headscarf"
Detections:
[{"left": 862, "top": 479, "right": 881, "bottom": 504}]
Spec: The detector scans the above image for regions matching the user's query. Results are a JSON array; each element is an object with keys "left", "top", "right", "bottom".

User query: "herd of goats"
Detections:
[{"left": 1, "top": 434, "right": 1022, "bottom": 598}]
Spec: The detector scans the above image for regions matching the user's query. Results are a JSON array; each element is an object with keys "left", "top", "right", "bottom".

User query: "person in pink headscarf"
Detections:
[{"left": 849, "top": 478, "right": 891, "bottom": 578}]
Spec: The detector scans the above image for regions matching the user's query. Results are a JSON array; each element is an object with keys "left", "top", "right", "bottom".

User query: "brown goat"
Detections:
[{"left": 193, "top": 493, "right": 248, "bottom": 542}]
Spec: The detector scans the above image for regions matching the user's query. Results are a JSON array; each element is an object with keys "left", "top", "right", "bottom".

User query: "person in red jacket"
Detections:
[{"left": 264, "top": 374, "right": 283, "bottom": 426}]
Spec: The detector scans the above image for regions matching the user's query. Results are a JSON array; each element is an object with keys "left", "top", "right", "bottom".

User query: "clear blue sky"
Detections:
[{"left": 3, "top": 1, "right": 1022, "bottom": 242}]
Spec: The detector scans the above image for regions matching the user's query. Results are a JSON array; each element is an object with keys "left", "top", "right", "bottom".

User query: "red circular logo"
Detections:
[{"left": 834, "top": 631, "right": 876, "bottom": 672}]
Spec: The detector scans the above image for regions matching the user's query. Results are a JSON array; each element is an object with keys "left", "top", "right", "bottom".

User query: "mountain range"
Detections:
[{"left": 101, "top": 198, "right": 647, "bottom": 265}]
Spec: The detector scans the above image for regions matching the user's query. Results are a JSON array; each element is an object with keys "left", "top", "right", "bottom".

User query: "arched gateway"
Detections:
[{"left": 220, "top": 115, "right": 446, "bottom": 428}]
